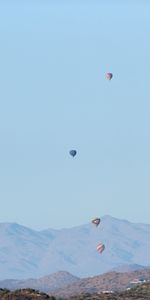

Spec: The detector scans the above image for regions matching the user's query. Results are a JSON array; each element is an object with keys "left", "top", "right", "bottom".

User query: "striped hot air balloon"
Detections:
[{"left": 96, "top": 243, "right": 105, "bottom": 254}]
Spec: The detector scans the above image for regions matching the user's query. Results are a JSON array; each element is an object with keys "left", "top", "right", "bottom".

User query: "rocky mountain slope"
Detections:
[
  {"left": 0, "top": 288, "right": 53, "bottom": 300},
  {"left": 0, "top": 281, "right": 150, "bottom": 300},
  {"left": 0, "top": 271, "right": 79, "bottom": 292},
  {"left": 1, "top": 269, "right": 150, "bottom": 296},
  {"left": 50, "top": 270, "right": 150, "bottom": 298},
  {"left": 69, "top": 281, "right": 150, "bottom": 300},
  {"left": 0, "top": 215, "right": 150, "bottom": 279}
]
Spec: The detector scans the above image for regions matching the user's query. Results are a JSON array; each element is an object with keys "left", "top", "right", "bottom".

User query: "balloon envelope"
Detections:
[
  {"left": 91, "top": 218, "right": 101, "bottom": 227},
  {"left": 106, "top": 72, "right": 113, "bottom": 80},
  {"left": 96, "top": 243, "right": 105, "bottom": 253},
  {"left": 69, "top": 150, "right": 77, "bottom": 157}
]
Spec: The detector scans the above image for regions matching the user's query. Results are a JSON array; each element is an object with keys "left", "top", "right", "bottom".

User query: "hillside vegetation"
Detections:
[
  {"left": 0, "top": 282, "right": 150, "bottom": 299},
  {"left": 0, "top": 288, "right": 54, "bottom": 300},
  {"left": 70, "top": 281, "right": 150, "bottom": 300},
  {"left": 51, "top": 269, "right": 150, "bottom": 297}
]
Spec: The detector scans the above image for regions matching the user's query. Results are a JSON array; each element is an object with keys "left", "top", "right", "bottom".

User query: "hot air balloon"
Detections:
[
  {"left": 69, "top": 150, "right": 77, "bottom": 157},
  {"left": 91, "top": 218, "right": 101, "bottom": 227},
  {"left": 96, "top": 243, "right": 105, "bottom": 254},
  {"left": 106, "top": 72, "right": 113, "bottom": 80}
]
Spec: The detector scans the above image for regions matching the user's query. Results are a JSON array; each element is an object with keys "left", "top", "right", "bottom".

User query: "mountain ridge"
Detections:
[
  {"left": 0, "top": 215, "right": 150, "bottom": 279},
  {"left": 0, "top": 271, "right": 79, "bottom": 292},
  {"left": 49, "top": 269, "right": 150, "bottom": 298},
  {"left": 0, "top": 268, "right": 150, "bottom": 296}
]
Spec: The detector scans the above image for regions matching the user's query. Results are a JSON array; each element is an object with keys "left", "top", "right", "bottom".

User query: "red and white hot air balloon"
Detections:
[{"left": 96, "top": 243, "right": 105, "bottom": 254}]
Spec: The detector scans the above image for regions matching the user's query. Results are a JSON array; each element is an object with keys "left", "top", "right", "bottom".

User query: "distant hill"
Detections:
[
  {"left": 111, "top": 263, "right": 150, "bottom": 273},
  {"left": 68, "top": 281, "right": 150, "bottom": 300},
  {"left": 0, "top": 271, "right": 79, "bottom": 292},
  {"left": 0, "top": 215, "right": 150, "bottom": 279},
  {"left": 50, "top": 269, "right": 150, "bottom": 298},
  {"left": 0, "top": 268, "right": 150, "bottom": 295},
  {"left": 0, "top": 280, "right": 150, "bottom": 300}
]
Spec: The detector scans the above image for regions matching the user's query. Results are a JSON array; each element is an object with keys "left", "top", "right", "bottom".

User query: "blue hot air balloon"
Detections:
[{"left": 69, "top": 150, "right": 77, "bottom": 157}]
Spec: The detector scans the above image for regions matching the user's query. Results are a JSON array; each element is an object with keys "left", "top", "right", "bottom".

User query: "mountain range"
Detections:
[
  {"left": 0, "top": 271, "right": 79, "bottom": 293},
  {"left": 49, "top": 269, "right": 150, "bottom": 298},
  {"left": 0, "top": 269, "right": 150, "bottom": 297},
  {"left": 1, "top": 281, "right": 150, "bottom": 300},
  {"left": 0, "top": 215, "right": 150, "bottom": 279}
]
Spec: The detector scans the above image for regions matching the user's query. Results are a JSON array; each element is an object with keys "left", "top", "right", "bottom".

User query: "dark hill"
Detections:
[{"left": 0, "top": 288, "right": 54, "bottom": 299}]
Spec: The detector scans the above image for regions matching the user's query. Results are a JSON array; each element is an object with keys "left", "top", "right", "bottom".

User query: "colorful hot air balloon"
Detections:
[
  {"left": 69, "top": 150, "right": 77, "bottom": 157},
  {"left": 91, "top": 218, "right": 101, "bottom": 227},
  {"left": 106, "top": 72, "right": 113, "bottom": 80},
  {"left": 96, "top": 243, "right": 105, "bottom": 254}
]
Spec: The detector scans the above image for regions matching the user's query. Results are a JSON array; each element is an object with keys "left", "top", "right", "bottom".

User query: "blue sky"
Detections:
[{"left": 0, "top": 0, "right": 150, "bottom": 229}]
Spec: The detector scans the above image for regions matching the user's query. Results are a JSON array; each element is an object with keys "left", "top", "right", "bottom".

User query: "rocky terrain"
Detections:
[
  {"left": 0, "top": 288, "right": 54, "bottom": 300},
  {"left": 0, "top": 281, "right": 150, "bottom": 299},
  {"left": 0, "top": 269, "right": 150, "bottom": 296},
  {"left": 49, "top": 269, "right": 150, "bottom": 298},
  {"left": 69, "top": 281, "right": 150, "bottom": 300}
]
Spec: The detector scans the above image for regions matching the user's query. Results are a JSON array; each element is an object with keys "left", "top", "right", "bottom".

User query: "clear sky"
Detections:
[{"left": 0, "top": 0, "right": 150, "bottom": 229}]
